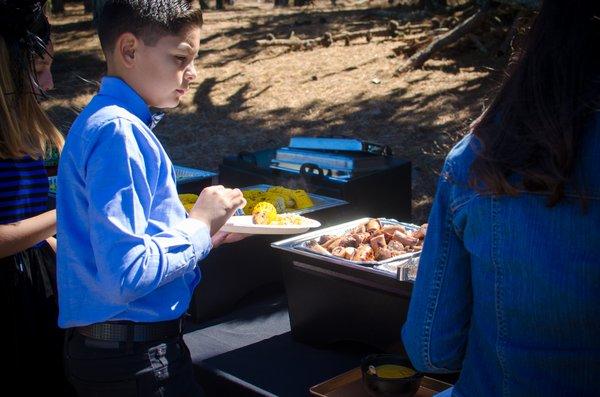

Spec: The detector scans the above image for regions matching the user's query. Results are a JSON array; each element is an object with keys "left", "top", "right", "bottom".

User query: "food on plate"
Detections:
[
  {"left": 306, "top": 219, "right": 427, "bottom": 262},
  {"left": 270, "top": 213, "right": 306, "bottom": 225},
  {"left": 178, "top": 193, "right": 198, "bottom": 212},
  {"left": 242, "top": 186, "right": 313, "bottom": 214},
  {"left": 251, "top": 202, "right": 312, "bottom": 226},
  {"left": 252, "top": 202, "right": 278, "bottom": 225}
]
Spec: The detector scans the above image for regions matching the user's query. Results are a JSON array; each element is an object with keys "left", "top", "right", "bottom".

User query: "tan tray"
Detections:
[{"left": 310, "top": 368, "right": 451, "bottom": 397}]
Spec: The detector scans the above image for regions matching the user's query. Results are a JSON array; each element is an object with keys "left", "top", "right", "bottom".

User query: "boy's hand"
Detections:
[
  {"left": 189, "top": 185, "right": 246, "bottom": 236},
  {"left": 211, "top": 231, "right": 251, "bottom": 248}
]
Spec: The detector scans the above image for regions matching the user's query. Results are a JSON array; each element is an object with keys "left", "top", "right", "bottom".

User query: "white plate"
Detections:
[{"left": 220, "top": 215, "right": 321, "bottom": 235}]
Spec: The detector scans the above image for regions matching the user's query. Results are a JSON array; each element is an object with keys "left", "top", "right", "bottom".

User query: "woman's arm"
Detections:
[
  {"left": 402, "top": 161, "right": 472, "bottom": 373},
  {"left": 0, "top": 209, "right": 56, "bottom": 259}
]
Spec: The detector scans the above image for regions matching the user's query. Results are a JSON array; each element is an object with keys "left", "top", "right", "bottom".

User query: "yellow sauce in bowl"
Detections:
[{"left": 374, "top": 364, "right": 416, "bottom": 379}]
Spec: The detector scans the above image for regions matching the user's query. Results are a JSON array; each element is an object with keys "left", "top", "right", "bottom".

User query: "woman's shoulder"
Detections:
[{"left": 442, "top": 133, "right": 480, "bottom": 186}]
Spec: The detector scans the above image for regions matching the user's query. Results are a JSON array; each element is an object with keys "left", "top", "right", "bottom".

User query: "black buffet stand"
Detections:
[{"left": 183, "top": 146, "right": 426, "bottom": 395}]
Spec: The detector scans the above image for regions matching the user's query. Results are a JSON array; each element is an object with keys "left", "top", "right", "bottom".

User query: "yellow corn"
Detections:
[
  {"left": 291, "top": 190, "right": 313, "bottom": 209},
  {"left": 252, "top": 201, "right": 277, "bottom": 224},
  {"left": 242, "top": 186, "right": 313, "bottom": 213}
]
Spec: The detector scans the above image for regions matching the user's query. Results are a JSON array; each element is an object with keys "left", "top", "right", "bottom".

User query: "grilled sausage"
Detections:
[
  {"left": 318, "top": 235, "right": 336, "bottom": 245},
  {"left": 366, "top": 219, "right": 381, "bottom": 232},
  {"left": 381, "top": 225, "right": 407, "bottom": 235},
  {"left": 375, "top": 247, "right": 394, "bottom": 261},
  {"left": 339, "top": 235, "right": 358, "bottom": 248},
  {"left": 387, "top": 240, "right": 405, "bottom": 252},
  {"left": 324, "top": 237, "right": 343, "bottom": 249},
  {"left": 351, "top": 224, "right": 367, "bottom": 234},
  {"left": 353, "top": 232, "right": 371, "bottom": 245},
  {"left": 331, "top": 246, "right": 346, "bottom": 257},
  {"left": 370, "top": 234, "right": 387, "bottom": 253},
  {"left": 389, "top": 249, "right": 405, "bottom": 257},
  {"left": 353, "top": 244, "right": 374, "bottom": 261},
  {"left": 343, "top": 247, "right": 356, "bottom": 260},
  {"left": 306, "top": 241, "right": 331, "bottom": 256},
  {"left": 413, "top": 224, "right": 428, "bottom": 240},
  {"left": 392, "top": 231, "right": 419, "bottom": 247}
]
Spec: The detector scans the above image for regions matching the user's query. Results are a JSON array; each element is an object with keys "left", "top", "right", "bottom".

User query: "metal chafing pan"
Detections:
[
  {"left": 241, "top": 184, "right": 348, "bottom": 215},
  {"left": 271, "top": 217, "right": 422, "bottom": 279}
]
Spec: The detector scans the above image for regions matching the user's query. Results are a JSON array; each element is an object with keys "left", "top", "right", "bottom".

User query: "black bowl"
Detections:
[{"left": 360, "top": 354, "right": 424, "bottom": 397}]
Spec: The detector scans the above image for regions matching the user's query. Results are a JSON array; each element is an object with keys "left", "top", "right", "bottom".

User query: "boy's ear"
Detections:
[{"left": 116, "top": 32, "right": 139, "bottom": 69}]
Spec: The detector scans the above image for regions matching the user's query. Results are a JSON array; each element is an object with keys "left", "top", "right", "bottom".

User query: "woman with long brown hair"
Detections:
[
  {"left": 402, "top": 1, "right": 600, "bottom": 396},
  {"left": 0, "top": 0, "right": 72, "bottom": 393}
]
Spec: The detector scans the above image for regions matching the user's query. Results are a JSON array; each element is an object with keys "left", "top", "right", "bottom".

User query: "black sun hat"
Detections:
[
  {"left": 0, "top": 0, "right": 51, "bottom": 56},
  {"left": 0, "top": 0, "right": 52, "bottom": 95}
]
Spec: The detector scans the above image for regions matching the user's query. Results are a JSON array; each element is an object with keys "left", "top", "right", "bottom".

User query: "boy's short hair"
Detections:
[{"left": 96, "top": 0, "right": 203, "bottom": 54}]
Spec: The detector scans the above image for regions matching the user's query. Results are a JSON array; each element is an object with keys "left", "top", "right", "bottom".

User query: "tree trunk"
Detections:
[
  {"left": 199, "top": 0, "right": 210, "bottom": 10},
  {"left": 274, "top": 0, "right": 289, "bottom": 6},
  {"left": 51, "top": 0, "right": 64, "bottom": 13},
  {"left": 216, "top": 0, "right": 224, "bottom": 9}
]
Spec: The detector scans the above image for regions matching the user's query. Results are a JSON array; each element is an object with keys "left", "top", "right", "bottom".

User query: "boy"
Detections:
[{"left": 56, "top": 1, "right": 245, "bottom": 395}]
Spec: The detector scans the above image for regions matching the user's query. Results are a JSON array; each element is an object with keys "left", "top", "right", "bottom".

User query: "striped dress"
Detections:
[
  {"left": 0, "top": 157, "right": 49, "bottom": 224},
  {"left": 0, "top": 156, "right": 72, "bottom": 394}
]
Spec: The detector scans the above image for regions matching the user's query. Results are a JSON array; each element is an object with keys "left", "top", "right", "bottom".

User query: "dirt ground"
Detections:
[{"left": 45, "top": 1, "right": 510, "bottom": 223}]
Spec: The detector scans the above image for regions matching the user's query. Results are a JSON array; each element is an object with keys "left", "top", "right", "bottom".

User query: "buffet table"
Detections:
[
  {"left": 184, "top": 289, "right": 456, "bottom": 396},
  {"left": 184, "top": 291, "right": 373, "bottom": 396}
]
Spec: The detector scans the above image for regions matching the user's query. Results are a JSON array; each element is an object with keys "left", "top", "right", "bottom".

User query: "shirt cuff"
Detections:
[{"left": 175, "top": 218, "right": 212, "bottom": 262}]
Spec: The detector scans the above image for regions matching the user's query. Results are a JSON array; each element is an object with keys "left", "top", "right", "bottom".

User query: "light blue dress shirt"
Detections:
[{"left": 57, "top": 77, "right": 211, "bottom": 328}]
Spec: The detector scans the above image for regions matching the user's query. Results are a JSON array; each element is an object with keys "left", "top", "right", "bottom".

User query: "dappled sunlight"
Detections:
[{"left": 44, "top": 0, "right": 508, "bottom": 222}]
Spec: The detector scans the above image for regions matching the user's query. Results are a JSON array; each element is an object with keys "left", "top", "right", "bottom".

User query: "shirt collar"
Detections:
[{"left": 98, "top": 76, "right": 164, "bottom": 129}]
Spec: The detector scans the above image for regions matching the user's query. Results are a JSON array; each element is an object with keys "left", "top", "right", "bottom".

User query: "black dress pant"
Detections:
[{"left": 64, "top": 330, "right": 204, "bottom": 397}]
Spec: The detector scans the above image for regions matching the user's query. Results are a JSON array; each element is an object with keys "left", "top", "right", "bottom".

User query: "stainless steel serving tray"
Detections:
[
  {"left": 241, "top": 184, "right": 347, "bottom": 215},
  {"left": 271, "top": 217, "right": 421, "bottom": 269}
]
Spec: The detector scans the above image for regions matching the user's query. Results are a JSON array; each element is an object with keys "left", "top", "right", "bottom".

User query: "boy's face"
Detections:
[{"left": 128, "top": 26, "right": 200, "bottom": 108}]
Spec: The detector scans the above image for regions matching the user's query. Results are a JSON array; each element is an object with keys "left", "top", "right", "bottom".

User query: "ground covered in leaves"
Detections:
[{"left": 46, "top": 0, "right": 512, "bottom": 222}]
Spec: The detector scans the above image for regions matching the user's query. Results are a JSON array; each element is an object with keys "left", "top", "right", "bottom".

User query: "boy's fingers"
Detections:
[
  {"left": 224, "top": 233, "right": 250, "bottom": 243},
  {"left": 226, "top": 197, "right": 245, "bottom": 212},
  {"left": 210, "top": 185, "right": 225, "bottom": 192},
  {"left": 231, "top": 197, "right": 246, "bottom": 210},
  {"left": 223, "top": 187, "right": 241, "bottom": 197}
]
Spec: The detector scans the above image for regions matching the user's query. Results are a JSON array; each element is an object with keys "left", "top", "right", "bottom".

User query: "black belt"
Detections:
[{"left": 76, "top": 318, "right": 183, "bottom": 342}]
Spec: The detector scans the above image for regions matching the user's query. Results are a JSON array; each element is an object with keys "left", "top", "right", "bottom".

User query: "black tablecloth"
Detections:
[{"left": 184, "top": 292, "right": 373, "bottom": 396}]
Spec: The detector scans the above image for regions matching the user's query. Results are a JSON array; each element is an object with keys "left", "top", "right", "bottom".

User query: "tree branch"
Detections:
[{"left": 396, "top": 5, "right": 491, "bottom": 74}]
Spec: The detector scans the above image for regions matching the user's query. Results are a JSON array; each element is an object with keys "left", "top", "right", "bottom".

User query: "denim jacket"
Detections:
[{"left": 402, "top": 117, "right": 600, "bottom": 396}]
